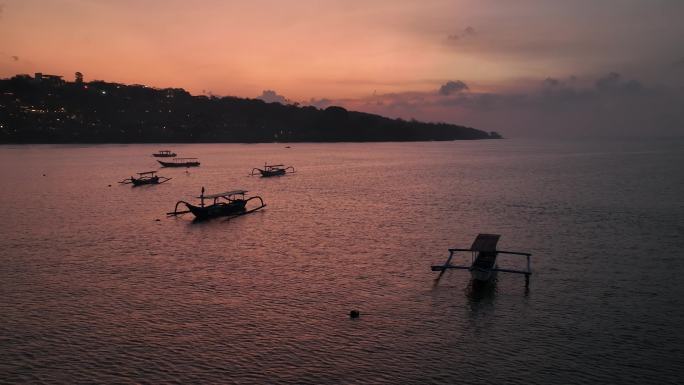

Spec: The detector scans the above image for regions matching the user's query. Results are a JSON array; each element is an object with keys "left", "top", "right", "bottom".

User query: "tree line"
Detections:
[{"left": 0, "top": 75, "right": 501, "bottom": 143}]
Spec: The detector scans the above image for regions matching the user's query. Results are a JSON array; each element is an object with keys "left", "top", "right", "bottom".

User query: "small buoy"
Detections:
[
  {"left": 108, "top": 184, "right": 112, "bottom": 187},
  {"left": 349, "top": 310, "right": 360, "bottom": 319},
  {"left": 42, "top": 174, "right": 46, "bottom": 176},
  {"left": 154, "top": 219, "right": 161, "bottom": 222}
]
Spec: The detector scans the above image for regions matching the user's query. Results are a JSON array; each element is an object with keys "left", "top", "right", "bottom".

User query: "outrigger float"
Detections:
[
  {"left": 251, "top": 163, "right": 295, "bottom": 177},
  {"left": 431, "top": 234, "right": 532, "bottom": 285},
  {"left": 167, "top": 188, "right": 266, "bottom": 221},
  {"left": 152, "top": 150, "right": 177, "bottom": 157},
  {"left": 158, "top": 158, "right": 200, "bottom": 168},
  {"left": 119, "top": 171, "right": 171, "bottom": 186}
]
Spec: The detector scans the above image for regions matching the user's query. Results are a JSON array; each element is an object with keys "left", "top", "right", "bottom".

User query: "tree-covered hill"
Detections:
[{"left": 0, "top": 75, "right": 501, "bottom": 143}]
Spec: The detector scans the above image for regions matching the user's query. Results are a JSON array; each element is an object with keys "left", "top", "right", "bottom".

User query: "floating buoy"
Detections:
[
  {"left": 108, "top": 184, "right": 112, "bottom": 187},
  {"left": 155, "top": 219, "right": 161, "bottom": 222},
  {"left": 42, "top": 174, "right": 46, "bottom": 176},
  {"left": 349, "top": 310, "right": 360, "bottom": 319}
]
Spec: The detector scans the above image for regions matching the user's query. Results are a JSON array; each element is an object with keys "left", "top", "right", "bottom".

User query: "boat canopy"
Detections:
[
  {"left": 470, "top": 233, "right": 501, "bottom": 252},
  {"left": 174, "top": 157, "right": 198, "bottom": 161},
  {"left": 137, "top": 171, "right": 157, "bottom": 175},
  {"left": 197, "top": 190, "right": 247, "bottom": 199},
  {"left": 265, "top": 164, "right": 284, "bottom": 168}
]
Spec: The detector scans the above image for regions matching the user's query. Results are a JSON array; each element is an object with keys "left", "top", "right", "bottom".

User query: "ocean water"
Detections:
[{"left": 0, "top": 139, "right": 683, "bottom": 384}]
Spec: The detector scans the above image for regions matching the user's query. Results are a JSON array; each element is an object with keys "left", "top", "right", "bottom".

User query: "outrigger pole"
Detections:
[
  {"left": 221, "top": 202, "right": 267, "bottom": 221},
  {"left": 431, "top": 234, "right": 532, "bottom": 286},
  {"left": 166, "top": 188, "right": 266, "bottom": 220},
  {"left": 431, "top": 250, "right": 532, "bottom": 275}
]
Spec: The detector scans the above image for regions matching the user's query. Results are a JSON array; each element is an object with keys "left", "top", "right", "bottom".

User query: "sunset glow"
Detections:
[{"left": 2, "top": 0, "right": 683, "bottom": 136}]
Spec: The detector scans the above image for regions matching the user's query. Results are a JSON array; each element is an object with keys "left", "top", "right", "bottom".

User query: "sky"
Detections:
[{"left": 1, "top": 0, "right": 683, "bottom": 137}]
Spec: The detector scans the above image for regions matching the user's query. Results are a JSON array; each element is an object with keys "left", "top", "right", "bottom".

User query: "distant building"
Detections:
[{"left": 34, "top": 72, "right": 65, "bottom": 85}]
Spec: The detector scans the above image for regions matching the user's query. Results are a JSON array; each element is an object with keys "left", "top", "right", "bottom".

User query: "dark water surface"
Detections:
[{"left": 1, "top": 139, "right": 683, "bottom": 384}]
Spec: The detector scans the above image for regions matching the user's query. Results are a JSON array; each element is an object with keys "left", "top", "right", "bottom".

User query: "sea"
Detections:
[{"left": 1, "top": 138, "right": 683, "bottom": 384}]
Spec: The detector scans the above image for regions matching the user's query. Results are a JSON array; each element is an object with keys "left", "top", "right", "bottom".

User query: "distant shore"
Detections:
[{"left": 0, "top": 74, "right": 501, "bottom": 143}]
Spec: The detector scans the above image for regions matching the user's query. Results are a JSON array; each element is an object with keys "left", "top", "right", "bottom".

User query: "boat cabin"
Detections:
[
  {"left": 197, "top": 189, "right": 248, "bottom": 207},
  {"left": 153, "top": 150, "right": 177, "bottom": 157},
  {"left": 157, "top": 157, "right": 200, "bottom": 167}
]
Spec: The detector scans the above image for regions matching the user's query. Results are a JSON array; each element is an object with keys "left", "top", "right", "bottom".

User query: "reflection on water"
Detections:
[
  {"left": 1, "top": 139, "right": 683, "bottom": 384},
  {"left": 465, "top": 277, "right": 499, "bottom": 304}
]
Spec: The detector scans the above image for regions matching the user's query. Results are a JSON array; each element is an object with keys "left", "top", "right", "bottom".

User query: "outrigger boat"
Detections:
[
  {"left": 167, "top": 188, "right": 266, "bottom": 221},
  {"left": 431, "top": 234, "right": 532, "bottom": 284},
  {"left": 152, "top": 150, "right": 177, "bottom": 157},
  {"left": 157, "top": 157, "right": 200, "bottom": 167},
  {"left": 250, "top": 163, "right": 295, "bottom": 177},
  {"left": 119, "top": 171, "right": 171, "bottom": 186}
]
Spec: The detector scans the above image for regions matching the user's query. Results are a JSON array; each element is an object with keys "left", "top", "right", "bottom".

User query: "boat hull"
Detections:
[
  {"left": 470, "top": 251, "right": 498, "bottom": 282},
  {"left": 470, "top": 267, "right": 496, "bottom": 282},
  {"left": 153, "top": 154, "right": 176, "bottom": 157},
  {"left": 158, "top": 160, "right": 200, "bottom": 167},
  {"left": 131, "top": 176, "right": 159, "bottom": 186},
  {"left": 186, "top": 201, "right": 247, "bottom": 220},
  {"left": 260, "top": 169, "right": 286, "bottom": 177}
]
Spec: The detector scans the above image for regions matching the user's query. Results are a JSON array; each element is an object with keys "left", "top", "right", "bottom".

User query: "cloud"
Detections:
[
  {"left": 595, "top": 72, "right": 621, "bottom": 88},
  {"left": 543, "top": 77, "right": 561, "bottom": 87},
  {"left": 257, "top": 90, "right": 289, "bottom": 104},
  {"left": 674, "top": 57, "right": 684, "bottom": 69},
  {"left": 447, "top": 26, "right": 476, "bottom": 42},
  {"left": 305, "top": 98, "right": 332, "bottom": 109},
  {"left": 438, "top": 80, "right": 469, "bottom": 95},
  {"left": 0, "top": 51, "right": 18, "bottom": 62},
  {"left": 594, "top": 72, "right": 643, "bottom": 93},
  {"left": 331, "top": 73, "right": 684, "bottom": 138}
]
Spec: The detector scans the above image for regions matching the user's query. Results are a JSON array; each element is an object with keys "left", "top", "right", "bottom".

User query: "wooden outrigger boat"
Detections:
[
  {"left": 152, "top": 150, "right": 177, "bottom": 157},
  {"left": 431, "top": 234, "right": 532, "bottom": 284},
  {"left": 157, "top": 157, "right": 200, "bottom": 167},
  {"left": 119, "top": 171, "right": 171, "bottom": 186},
  {"left": 250, "top": 163, "right": 295, "bottom": 177},
  {"left": 167, "top": 188, "right": 266, "bottom": 221}
]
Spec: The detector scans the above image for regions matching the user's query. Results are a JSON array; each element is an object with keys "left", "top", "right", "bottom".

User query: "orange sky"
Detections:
[
  {"left": 2, "top": 0, "right": 683, "bottom": 136},
  {"left": 2, "top": 0, "right": 680, "bottom": 98}
]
